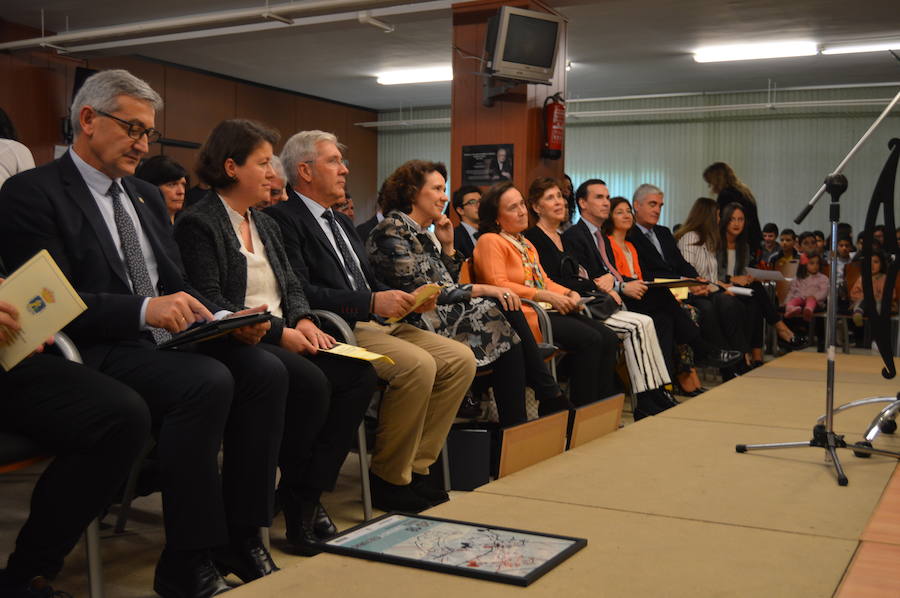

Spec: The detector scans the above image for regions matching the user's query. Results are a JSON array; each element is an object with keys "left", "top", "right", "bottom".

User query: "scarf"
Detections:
[{"left": 500, "top": 231, "right": 546, "bottom": 289}]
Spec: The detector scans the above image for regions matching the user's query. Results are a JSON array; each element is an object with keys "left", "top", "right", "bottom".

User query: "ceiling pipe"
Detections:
[
  {"left": 357, "top": 11, "right": 395, "bottom": 33},
  {"left": 0, "top": 0, "right": 441, "bottom": 52}
]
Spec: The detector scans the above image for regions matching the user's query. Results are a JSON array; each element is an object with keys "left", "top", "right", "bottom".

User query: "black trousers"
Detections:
[
  {"left": 735, "top": 281, "right": 782, "bottom": 349},
  {"left": 257, "top": 344, "right": 376, "bottom": 495},
  {"left": 627, "top": 287, "right": 700, "bottom": 372},
  {"left": 687, "top": 292, "right": 750, "bottom": 353},
  {"left": 0, "top": 354, "right": 150, "bottom": 583},
  {"left": 547, "top": 312, "right": 619, "bottom": 407},
  {"left": 91, "top": 338, "right": 288, "bottom": 550}
]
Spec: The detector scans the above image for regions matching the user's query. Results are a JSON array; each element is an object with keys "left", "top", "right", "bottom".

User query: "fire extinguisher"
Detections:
[{"left": 542, "top": 92, "right": 565, "bottom": 160}]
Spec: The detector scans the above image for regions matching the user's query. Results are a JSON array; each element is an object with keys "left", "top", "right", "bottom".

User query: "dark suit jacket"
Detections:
[
  {"left": 355, "top": 214, "right": 379, "bottom": 245},
  {"left": 174, "top": 191, "right": 315, "bottom": 346},
  {"left": 266, "top": 192, "right": 389, "bottom": 326},
  {"left": 561, "top": 219, "right": 616, "bottom": 280},
  {"left": 626, "top": 224, "right": 699, "bottom": 281},
  {"left": 453, "top": 224, "right": 476, "bottom": 260},
  {"left": 0, "top": 151, "right": 217, "bottom": 359}
]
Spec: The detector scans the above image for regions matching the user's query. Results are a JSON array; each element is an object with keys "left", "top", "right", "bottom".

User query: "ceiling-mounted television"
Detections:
[{"left": 484, "top": 6, "right": 564, "bottom": 85}]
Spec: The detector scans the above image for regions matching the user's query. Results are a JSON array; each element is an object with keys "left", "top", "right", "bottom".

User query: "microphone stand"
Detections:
[{"left": 735, "top": 85, "right": 900, "bottom": 486}]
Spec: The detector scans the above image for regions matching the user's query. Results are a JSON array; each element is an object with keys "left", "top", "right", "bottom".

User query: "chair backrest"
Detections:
[
  {"left": 459, "top": 258, "right": 475, "bottom": 284},
  {"left": 844, "top": 261, "right": 862, "bottom": 292}
]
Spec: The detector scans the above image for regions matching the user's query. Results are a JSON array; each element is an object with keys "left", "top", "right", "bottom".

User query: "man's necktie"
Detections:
[
  {"left": 322, "top": 209, "right": 369, "bottom": 291},
  {"left": 107, "top": 182, "right": 169, "bottom": 344},
  {"left": 595, "top": 229, "right": 623, "bottom": 282},
  {"left": 645, "top": 227, "right": 664, "bottom": 256}
]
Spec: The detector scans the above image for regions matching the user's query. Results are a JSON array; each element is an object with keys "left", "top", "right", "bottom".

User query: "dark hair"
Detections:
[
  {"left": 781, "top": 228, "right": 796, "bottom": 239},
  {"left": 762, "top": 222, "right": 779, "bottom": 235},
  {"left": 813, "top": 230, "right": 825, "bottom": 240},
  {"left": 451, "top": 184, "right": 482, "bottom": 214},
  {"left": 837, "top": 234, "right": 853, "bottom": 244},
  {"left": 478, "top": 180, "right": 517, "bottom": 235},
  {"left": 0, "top": 108, "right": 17, "bottom": 141},
  {"left": 675, "top": 196, "right": 720, "bottom": 252},
  {"left": 702, "top": 161, "right": 756, "bottom": 205},
  {"left": 526, "top": 177, "right": 561, "bottom": 220},
  {"left": 136, "top": 155, "right": 190, "bottom": 188},
  {"left": 718, "top": 202, "right": 749, "bottom": 275},
  {"left": 601, "top": 197, "right": 632, "bottom": 235},
  {"left": 869, "top": 249, "right": 888, "bottom": 274},
  {"left": 796, "top": 253, "right": 823, "bottom": 279},
  {"left": 798, "top": 231, "right": 816, "bottom": 247},
  {"left": 196, "top": 119, "right": 279, "bottom": 190},
  {"left": 574, "top": 178, "right": 607, "bottom": 203},
  {"left": 379, "top": 160, "right": 447, "bottom": 215}
]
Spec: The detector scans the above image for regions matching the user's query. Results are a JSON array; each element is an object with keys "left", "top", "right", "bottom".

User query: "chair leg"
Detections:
[
  {"left": 357, "top": 423, "right": 373, "bottom": 521},
  {"left": 85, "top": 519, "right": 104, "bottom": 598},
  {"left": 440, "top": 441, "right": 451, "bottom": 493}
]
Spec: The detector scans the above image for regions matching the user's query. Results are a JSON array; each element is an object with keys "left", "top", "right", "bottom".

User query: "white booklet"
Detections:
[
  {"left": 747, "top": 267, "right": 786, "bottom": 281},
  {"left": 0, "top": 250, "right": 87, "bottom": 371}
]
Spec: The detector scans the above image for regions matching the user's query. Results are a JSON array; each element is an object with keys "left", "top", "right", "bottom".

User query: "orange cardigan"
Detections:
[
  {"left": 609, "top": 236, "right": 642, "bottom": 279},
  {"left": 472, "top": 232, "right": 571, "bottom": 342}
]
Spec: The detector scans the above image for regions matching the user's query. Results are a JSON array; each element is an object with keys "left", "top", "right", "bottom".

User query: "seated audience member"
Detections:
[
  {"left": 896, "top": 226, "right": 900, "bottom": 246},
  {"left": 0, "top": 284, "right": 149, "bottom": 598},
  {"left": 0, "top": 69, "right": 288, "bottom": 596},
  {"left": 834, "top": 235, "right": 854, "bottom": 283},
  {"left": 265, "top": 155, "right": 290, "bottom": 206},
  {"left": 366, "top": 161, "right": 565, "bottom": 426},
  {"left": 813, "top": 230, "right": 826, "bottom": 255},
  {"left": 334, "top": 191, "right": 354, "bottom": 220},
  {"left": 268, "top": 130, "right": 476, "bottom": 513},
  {"left": 872, "top": 224, "right": 885, "bottom": 247},
  {"left": 0, "top": 109, "right": 35, "bottom": 187},
  {"left": 355, "top": 192, "right": 384, "bottom": 242},
  {"left": 174, "top": 119, "right": 376, "bottom": 555},
  {"left": 561, "top": 173, "right": 576, "bottom": 229},
  {"left": 797, "top": 231, "right": 819, "bottom": 257},
  {"left": 703, "top": 161, "right": 762, "bottom": 257},
  {"left": 718, "top": 202, "right": 806, "bottom": 359},
  {"left": 850, "top": 249, "right": 898, "bottom": 328},
  {"left": 135, "top": 154, "right": 188, "bottom": 223},
  {"left": 524, "top": 178, "right": 677, "bottom": 418},
  {"left": 769, "top": 228, "right": 798, "bottom": 268},
  {"left": 784, "top": 253, "right": 828, "bottom": 322},
  {"left": 760, "top": 222, "right": 780, "bottom": 264},
  {"left": 451, "top": 184, "right": 482, "bottom": 259},
  {"left": 473, "top": 181, "right": 620, "bottom": 408}
]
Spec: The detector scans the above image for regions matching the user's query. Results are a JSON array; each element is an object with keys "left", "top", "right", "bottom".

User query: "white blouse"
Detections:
[
  {"left": 221, "top": 197, "right": 283, "bottom": 318},
  {"left": 676, "top": 231, "right": 718, "bottom": 291}
]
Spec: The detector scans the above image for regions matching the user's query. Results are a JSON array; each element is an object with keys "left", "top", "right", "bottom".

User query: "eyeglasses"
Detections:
[
  {"left": 94, "top": 109, "right": 161, "bottom": 143},
  {"left": 462, "top": 199, "right": 480, "bottom": 207}
]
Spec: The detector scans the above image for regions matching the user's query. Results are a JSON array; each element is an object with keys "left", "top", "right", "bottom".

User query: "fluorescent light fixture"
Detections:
[
  {"left": 822, "top": 41, "right": 900, "bottom": 55},
  {"left": 376, "top": 66, "right": 452, "bottom": 85},
  {"left": 693, "top": 41, "right": 817, "bottom": 63}
]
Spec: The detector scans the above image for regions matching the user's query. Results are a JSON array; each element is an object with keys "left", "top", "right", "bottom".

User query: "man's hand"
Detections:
[
  {"left": 411, "top": 284, "right": 438, "bottom": 314},
  {"left": 621, "top": 280, "right": 648, "bottom": 299},
  {"left": 731, "top": 275, "right": 752, "bottom": 286},
  {"left": 593, "top": 273, "right": 614, "bottom": 293},
  {"left": 280, "top": 326, "right": 317, "bottom": 355},
  {"left": 689, "top": 284, "right": 710, "bottom": 296},
  {"left": 432, "top": 214, "right": 455, "bottom": 254},
  {"left": 295, "top": 318, "right": 336, "bottom": 354},
  {"left": 146, "top": 292, "right": 215, "bottom": 333},
  {"left": 372, "top": 290, "right": 416, "bottom": 319},
  {"left": 228, "top": 305, "right": 271, "bottom": 345}
]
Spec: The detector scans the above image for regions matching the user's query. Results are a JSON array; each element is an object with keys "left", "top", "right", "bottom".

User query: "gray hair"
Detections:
[
  {"left": 269, "top": 155, "right": 286, "bottom": 180},
  {"left": 71, "top": 69, "right": 163, "bottom": 136},
  {"left": 633, "top": 183, "right": 664, "bottom": 204},
  {"left": 279, "top": 130, "right": 345, "bottom": 187}
]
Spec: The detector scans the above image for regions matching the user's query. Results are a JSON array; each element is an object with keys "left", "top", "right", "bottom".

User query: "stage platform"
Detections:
[{"left": 227, "top": 351, "right": 900, "bottom": 597}]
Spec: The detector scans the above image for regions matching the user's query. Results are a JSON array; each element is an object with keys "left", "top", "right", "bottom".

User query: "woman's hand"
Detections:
[
  {"left": 228, "top": 305, "right": 271, "bottom": 345},
  {"left": 432, "top": 214, "right": 455, "bottom": 255},
  {"left": 472, "top": 284, "right": 521, "bottom": 311},
  {"left": 593, "top": 273, "right": 614, "bottom": 292},
  {"left": 280, "top": 326, "right": 317, "bottom": 355},
  {"left": 731, "top": 274, "right": 752, "bottom": 286},
  {"left": 296, "top": 318, "right": 336, "bottom": 352},
  {"left": 535, "top": 290, "right": 581, "bottom": 315},
  {"left": 607, "top": 289, "right": 623, "bottom": 305}
]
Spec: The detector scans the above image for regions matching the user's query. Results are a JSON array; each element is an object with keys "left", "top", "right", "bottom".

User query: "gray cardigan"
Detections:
[{"left": 174, "top": 191, "right": 315, "bottom": 346}]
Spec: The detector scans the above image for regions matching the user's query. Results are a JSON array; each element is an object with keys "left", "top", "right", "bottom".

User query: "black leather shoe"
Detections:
[
  {"left": 782, "top": 334, "right": 808, "bottom": 350},
  {"left": 633, "top": 392, "right": 667, "bottom": 420},
  {"left": 369, "top": 473, "right": 430, "bottom": 512},
  {"left": 279, "top": 490, "right": 324, "bottom": 556},
  {"left": 654, "top": 389, "right": 680, "bottom": 409},
  {"left": 213, "top": 534, "right": 278, "bottom": 583},
  {"left": 154, "top": 548, "right": 230, "bottom": 598},
  {"left": 310, "top": 502, "right": 337, "bottom": 540},
  {"left": 456, "top": 392, "right": 482, "bottom": 419},
  {"left": 696, "top": 349, "right": 742, "bottom": 369},
  {"left": 0, "top": 574, "right": 74, "bottom": 598},
  {"left": 410, "top": 473, "right": 449, "bottom": 506}
]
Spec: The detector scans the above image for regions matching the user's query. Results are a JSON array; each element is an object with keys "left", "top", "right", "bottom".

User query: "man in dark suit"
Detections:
[
  {"left": 269, "top": 130, "right": 475, "bottom": 513},
  {"left": 451, "top": 185, "right": 481, "bottom": 259},
  {"left": 562, "top": 179, "right": 739, "bottom": 373},
  {"left": 627, "top": 184, "right": 700, "bottom": 280},
  {"left": 0, "top": 69, "right": 287, "bottom": 597}
]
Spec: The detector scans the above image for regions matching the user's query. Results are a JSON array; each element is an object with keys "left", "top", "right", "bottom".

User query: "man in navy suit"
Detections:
[
  {"left": 451, "top": 185, "right": 481, "bottom": 259},
  {"left": 0, "top": 69, "right": 287, "bottom": 596},
  {"left": 268, "top": 130, "right": 475, "bottom": 514}
]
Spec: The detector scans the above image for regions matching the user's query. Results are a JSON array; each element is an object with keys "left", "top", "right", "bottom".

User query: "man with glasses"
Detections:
[
  {"left": 451, "top": 185, "right": 481, "bottom": 259},
  {"left": 0, "top": 69, "right": 288, "bottom": 597}
]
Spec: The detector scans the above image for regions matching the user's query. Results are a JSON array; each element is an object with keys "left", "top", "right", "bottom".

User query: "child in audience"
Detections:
[
  {"left": 769, "top": 229, "right": 798, "bottom": 268},
  {"left": 850, "top": 250, "right": 898, "bottom": 327},
  {"left": 784, "top": 254, "right": 828, "bottom": 322},
  {"left": 797, "top": 231, "right": 819, "bottom": 257}
]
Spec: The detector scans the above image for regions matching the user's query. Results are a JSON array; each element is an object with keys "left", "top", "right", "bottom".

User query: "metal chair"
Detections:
[{"left": 0, "top": 333, "right": 104, "bottom": 598}]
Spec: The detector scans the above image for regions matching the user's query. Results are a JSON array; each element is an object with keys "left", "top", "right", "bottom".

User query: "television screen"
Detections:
[{"left": 502, "top": 14, "right": 558, "bottom": 69}]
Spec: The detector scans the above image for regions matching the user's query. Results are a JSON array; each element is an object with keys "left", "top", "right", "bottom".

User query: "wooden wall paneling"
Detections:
[
  {"left": 343, "top": 107, "right": 378, "bottom": 216},
  {"left": 235, "top": 85, "right": 296, "bottom": 153}
]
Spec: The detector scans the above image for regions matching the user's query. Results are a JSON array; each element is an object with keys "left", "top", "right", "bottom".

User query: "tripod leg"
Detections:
[
  {"left": 736, "top": 441, "right": 811, "bottom": 453},
  {"left": 825, "top": 444, "right": 849, "bottom": 486}
]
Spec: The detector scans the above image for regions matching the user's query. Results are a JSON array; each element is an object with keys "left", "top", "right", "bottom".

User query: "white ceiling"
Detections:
[{"left": 2, "top": 0, "right": 899, "bottom": 110}]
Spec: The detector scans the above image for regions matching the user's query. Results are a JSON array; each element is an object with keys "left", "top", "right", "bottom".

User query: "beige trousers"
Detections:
[{"left": 354, "top": 321, "right": 476, "bottom": 485}]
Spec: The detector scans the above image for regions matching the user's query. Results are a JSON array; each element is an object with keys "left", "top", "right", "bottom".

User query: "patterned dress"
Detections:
[{"left": 366, "top": 211, "right": 518, "bottom": 367}]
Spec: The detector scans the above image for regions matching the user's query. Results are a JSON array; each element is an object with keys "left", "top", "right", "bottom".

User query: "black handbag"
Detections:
[{"left": 583, "top": 290, "right": 622, "bottom": 320}]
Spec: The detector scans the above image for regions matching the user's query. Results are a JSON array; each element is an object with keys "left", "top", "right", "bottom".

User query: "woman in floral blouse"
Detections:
[{"left": 366, "top": 160, "right": 565, "bottom": 426}]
